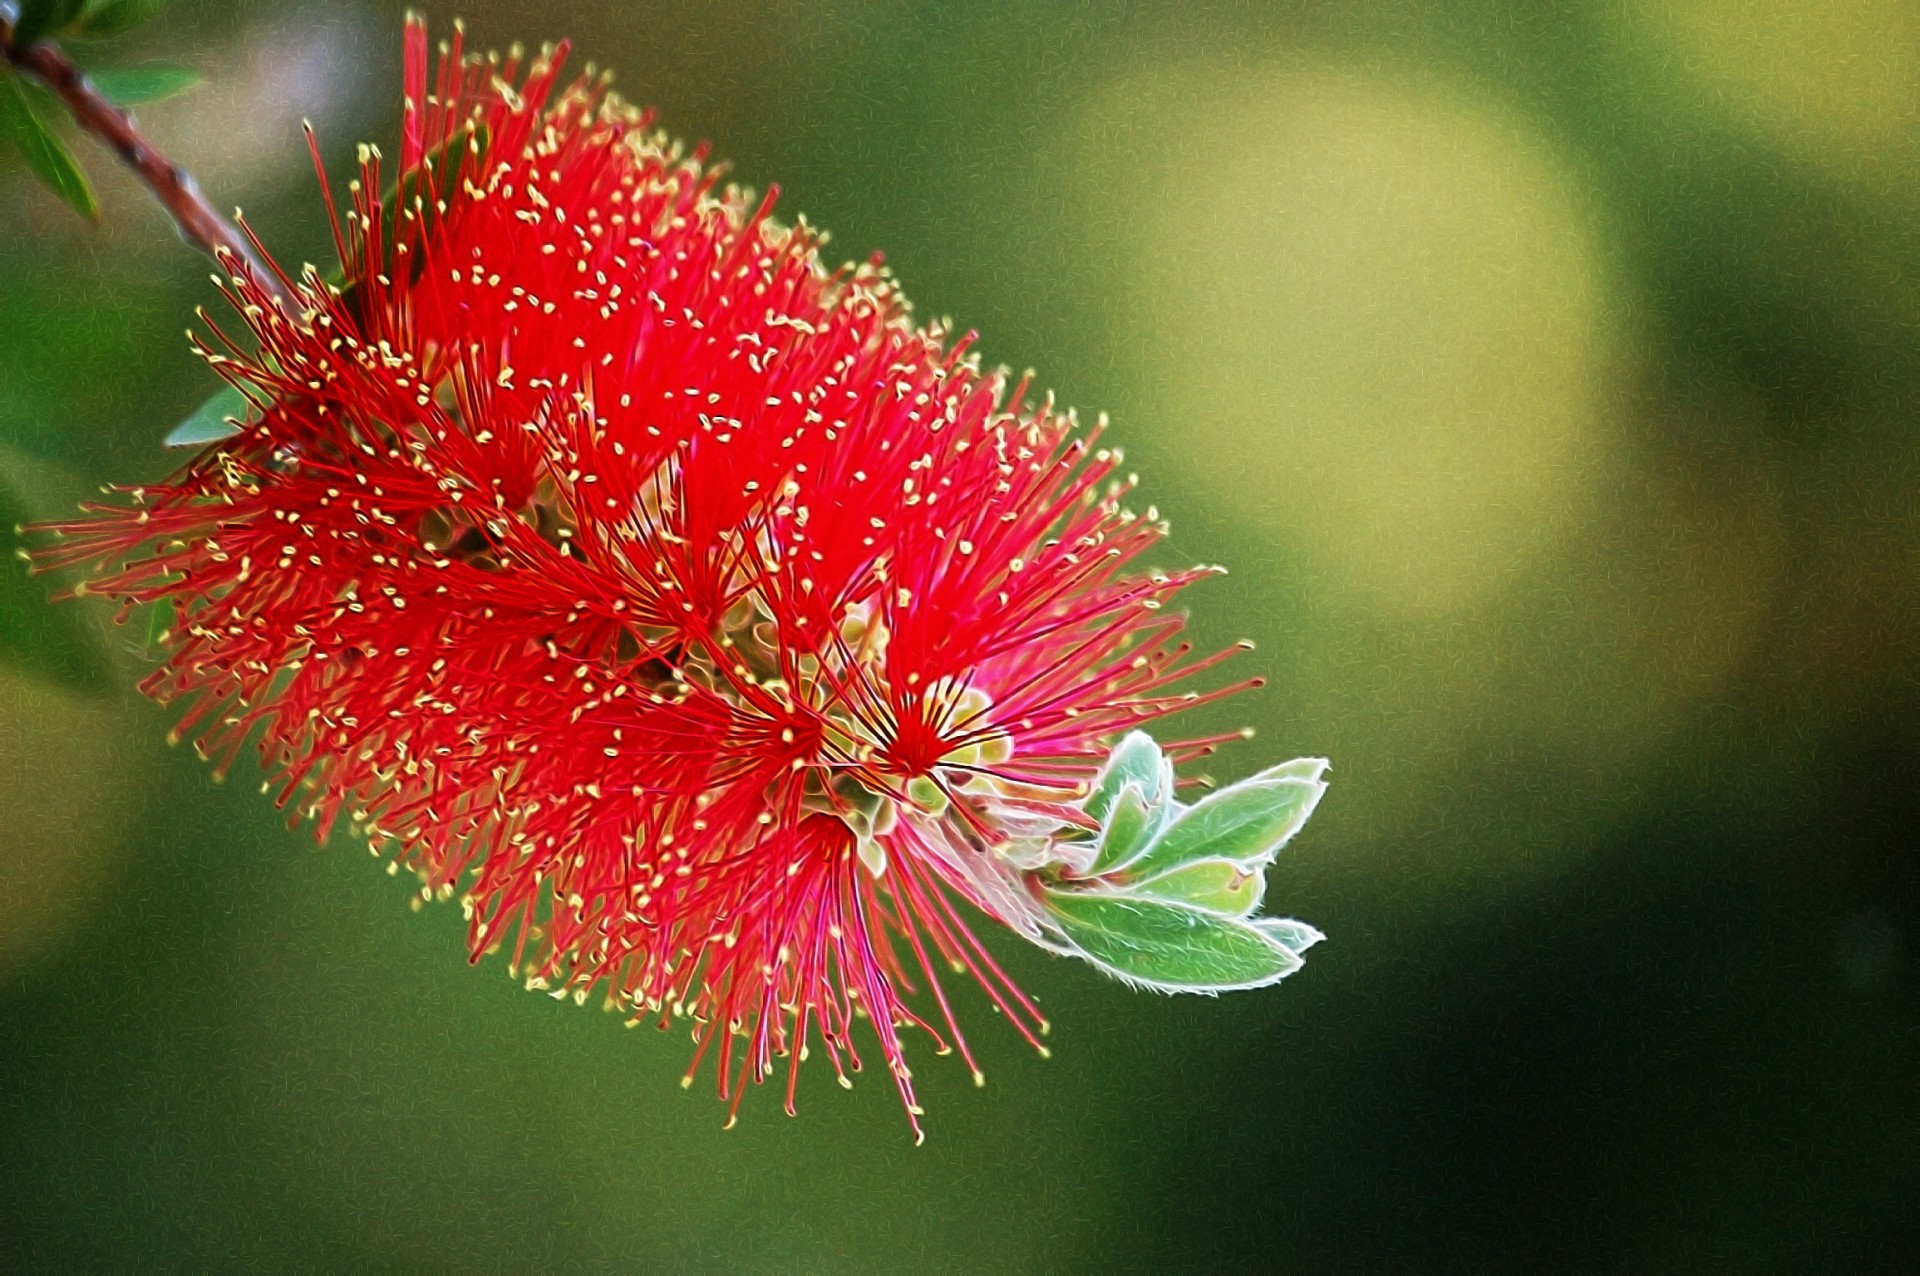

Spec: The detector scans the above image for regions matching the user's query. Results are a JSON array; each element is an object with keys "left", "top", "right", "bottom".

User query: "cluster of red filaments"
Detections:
[{"left": 37, "top": 19, "right": 1256, "bottom": 1136}]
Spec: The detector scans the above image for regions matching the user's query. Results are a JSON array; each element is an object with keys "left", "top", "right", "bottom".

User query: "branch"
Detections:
[{"left": 2, "top": 16, "right": 294, "bottom": 310}]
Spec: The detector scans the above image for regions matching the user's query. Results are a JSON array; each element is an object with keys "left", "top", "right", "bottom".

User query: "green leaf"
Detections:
[
  {"left": 88, "top": 63, "right": 201, "bottom": 107},
  {"left": 0, "top": 475, "right": 108, "bottom": 692},
  {"left": 1251, "top": 756, "right": 1333, "bottom": 785},
  {"left": 13, "top": 0, "right": 87, "bottom": 46},
  {"left": 1043, "top": 890, "right": 1307, "bottom": 992},
  {"left": 0, "top": 65, "right": 99, "bottom": 218},
  {"left": 1254, "top": 917, "right": 1327, "bottom": 956},
  {"left": 77, "top": 0, "right": 169, "bottom": 37},
  {"left": 164, "top": 383, "right": 249, "bottom": 448},
  {"left": 1087, "top": 780, "right": 1161, "bottom": 876},
  {"left": 1081, "top": 730, "right": 1176, "bottom": 874},
  {"left": 1124, "top": 758, "right": 1329, "bottom": 880},
  {"left": 1133, "top": 857, "right": 1263, "bottom": 917},
  {"left": 1084, "top": 730, "right": 1170, "bottom": 825}
]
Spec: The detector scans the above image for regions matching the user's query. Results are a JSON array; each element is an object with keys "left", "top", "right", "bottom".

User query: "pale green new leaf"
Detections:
[
  {"left": 1132, "top": 857, "right": 1262, "bottom": 917},
  {"left": 0, "top": 65, "right": 98, "bottom": 218},
  {"left": 1082, "top": 730, "right": 1177, "bottom": 875},
  {"left": 1124, "top": 758, "right": 1328, "bottom": 880},
  {"left": 1254, "top": 917, "right": 1327, "bottom": 956},
  {"left": 1087, "top": 780, "right": 1159, "bottom": 876},
  {"left": 1043, "top": 890, "right": 1306, "bottom": 992},
  {"left": 1252, "top": 756, "right": 1333, "bottom": 785},
  {"left": 1083, "top": 730, "right": 1170, "bottom": 825}
]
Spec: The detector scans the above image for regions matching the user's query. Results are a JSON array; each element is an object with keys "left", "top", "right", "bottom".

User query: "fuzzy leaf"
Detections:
[
  {"left": 1252, "top": 756, "right": 1334, "bottom": 785},
  {"left": 1133, "top": 857, "right": 1263, "bottom": 917},
  {"left": 164, "top": 383, "right": 249, "bottom": 447},
  {"left": 0, "top": 476, "right": 107, "bottom": 692},
  {"left": 1083, "top": 730, "right": 1169, "bottom": 825},
  {"left": 78, "top": 0, "right": 169, "bottom": 37},
  {"left": 0, "top": 65, "right": 98, "bottom": 218},
  {"left": 88, "top": 63, "right": 200, "bottom": 107},
  {"left": 1125, "top": 759, "right": 1328, "bottom": 880},
  {"left": 1087, "top": 780, "right": 1160, "bottom": 876},
  {"left": 1254, "top": 917, "right": 1327, "bottom": 956},
  {"left": 14, "top": 0, "right": 87, "bottom": 45},
  {"left": 1043, "top": 890, "right": 1307, "bottom": 992}
]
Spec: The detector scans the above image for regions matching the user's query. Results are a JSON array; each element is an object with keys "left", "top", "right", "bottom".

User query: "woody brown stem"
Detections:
[{"left": 2, "top": 16, "right": 293, "bottom": 310}]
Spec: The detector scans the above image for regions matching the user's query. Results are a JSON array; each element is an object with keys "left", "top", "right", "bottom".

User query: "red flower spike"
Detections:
[{"left": 33, "top": 18, "right": 1326, "bottom": 1139}]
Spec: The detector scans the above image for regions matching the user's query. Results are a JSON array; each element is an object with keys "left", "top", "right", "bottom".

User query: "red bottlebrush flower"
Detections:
[{"left": 35, "top": 19, "right": 1327, "bottom": 1139}]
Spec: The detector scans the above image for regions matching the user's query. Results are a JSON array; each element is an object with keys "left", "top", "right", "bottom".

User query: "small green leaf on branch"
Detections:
[
  {"left": 0, "top": 63, "right": 99, "bottom": 218},
  {"left": 13, "top": 0, "right": 88, "bottom": 46},
  {"left": 165, "top": 383, "right": 249, "bottom": 447},
  {"left": 77, "top": 0, "right": 170, "bottom": 38},
  {"left": 89, "top": 63, "right": 200, "bottom": 107}
]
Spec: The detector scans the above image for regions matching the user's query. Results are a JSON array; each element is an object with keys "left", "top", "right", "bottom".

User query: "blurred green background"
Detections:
[{"left": 3, "top": 0, "right": 1916, "bottom": 1268}]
